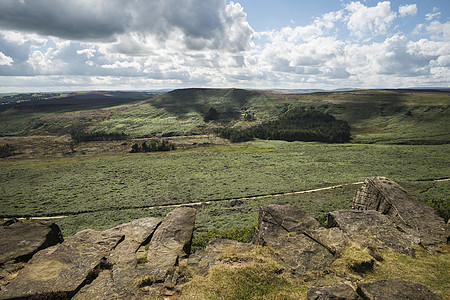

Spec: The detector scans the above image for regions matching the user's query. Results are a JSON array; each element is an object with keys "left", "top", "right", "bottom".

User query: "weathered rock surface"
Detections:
[
  {"left": 328, "top": 210, "right": 419, "bottom": 255},
  {"left": 146, "top": 207, "right": 196, "bottom": 282},
  {"left": 0, "top": 228, "right": 124, "bottom": 299},
  {"left": 73, "top": 217, "right": 161, "bottom": 300},
  {"left": 307, "top": 284, "right": 361, "bottom": 300},
  {"left": 252, "top": 204, "right": 334, "bottom": 275},
  {"left": 188, "top": 238, "right": 255, "bottom": 275},
  {"left": 0, "top": 220, "right": 63, "bottom": 264},
  {"left": 353, "top": 177, "right": 446, "bottom": 245},
  {"left": 357, "top": 279, "right": 442, "bottom": 300}
]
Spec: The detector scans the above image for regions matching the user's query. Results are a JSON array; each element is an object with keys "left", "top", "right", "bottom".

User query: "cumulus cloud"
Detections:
[
  {"left": 0, "top": 0, "right": 253, "bottom": 52},
  {"left": 345, "top": 1, "right": 396, "bottom": 38},
  {"left": 399, "top": 4, "right": 417, "bottom": 17},
  {"left": 0, "top": 52, "right": 13, "bottom": 66}
]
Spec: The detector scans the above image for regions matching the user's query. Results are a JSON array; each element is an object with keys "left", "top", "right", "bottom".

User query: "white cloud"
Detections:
[
  {"left": 345, "top": 1, "right": 396, "bottom": 38},
  {"left": 399, "top": 4, "right": 417, "bottom": 17},
  {"left": 0, "top": 52, "right": 13, "bottom": 66},
  {"left": 425, "top": 7, "right": 441, "bottom": 21}
]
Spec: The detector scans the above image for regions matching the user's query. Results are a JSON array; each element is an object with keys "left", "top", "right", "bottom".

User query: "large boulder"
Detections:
[
  {"left": 252, "top": 204, "right": 334, "bottom": 275},
  {"left": 73, "top": 218, "right": 161, "bottom": 300},
  {"left": 0, "top": 220, "right": 63, "bottom": 264},
  {"left": 0, "top": 228, "right": 124, "bottom": 299},
  {"left": 353, "top": 177, "right": 446, "bottom": 245},
  {"left": 328, "top": 210, "right": 419, "bottom": 256},
  {"left": 356, "top": 279, "right": 441, "bottom": 300},
  {"left": 146, "top": 207, "right": 196, "bottom": 282}
]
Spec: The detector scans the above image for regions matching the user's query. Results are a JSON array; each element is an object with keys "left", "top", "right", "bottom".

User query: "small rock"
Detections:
[
  {"left": 307, "top": 284, "right": 361, "bottom": 300},
  {"left": 357, "top": 279, "right": 441, "bottom": 300}
]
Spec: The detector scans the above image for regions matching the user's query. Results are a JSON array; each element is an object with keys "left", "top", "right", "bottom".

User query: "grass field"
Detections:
[{"left": 1, "top": 140, "right": 448, "bottom": 236}]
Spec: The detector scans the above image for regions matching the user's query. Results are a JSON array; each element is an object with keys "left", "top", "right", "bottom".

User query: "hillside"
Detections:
[{"left": 1, "top": 88, "right": 448, "bottom": 144}]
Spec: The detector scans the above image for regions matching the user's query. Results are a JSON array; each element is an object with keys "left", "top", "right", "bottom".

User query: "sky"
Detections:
[{"left": 0, "top": 0, "right": 449, "bottom": 92}]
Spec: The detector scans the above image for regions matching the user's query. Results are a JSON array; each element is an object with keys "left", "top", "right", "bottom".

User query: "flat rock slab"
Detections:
[
  {"left": 73, "top": 217, "right": 161, "bottom": 300},
  {"left": 357, "top": 279, "right": 441, "bottom": 300},
  {"left": 252, "top": 204, "right": 321, "bottom": 244},
  {"left": 307, "top": 284, "right": 361, "bottom": 300},
  {"left": 328, "top": 210, "right": 419, "bottom": 255},
  {"left": 146, "top": 207, "right": 196, "bottom": 282},
  {"left": 0, "top": 221, "right": 63, "bottom": 264},
  {"left": 252, "top": 205, "right": 334, "bottom": 275},
  {"left": 0, "top": 229, "right": 124, "bottom": 299},
  {"left": 353, "top": 177, "right": 446, "bottom": 245}
]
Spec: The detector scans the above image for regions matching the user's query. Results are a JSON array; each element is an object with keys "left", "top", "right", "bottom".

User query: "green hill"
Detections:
[{"left": 1, "top": 88, "right": 448, "bottom": 144}]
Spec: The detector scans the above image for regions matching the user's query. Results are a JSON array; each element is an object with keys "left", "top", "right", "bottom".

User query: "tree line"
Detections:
[
  {"left": 70, "top": 131, "right": 128, "bottom": 144},
  {"left": 215, "top": 108, "right": 351, "bottom": 143}
]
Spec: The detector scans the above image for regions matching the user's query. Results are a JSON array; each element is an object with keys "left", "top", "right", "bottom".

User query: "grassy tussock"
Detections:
[{"left": 181, "top": 246, "right": 308, "bottom": 300}]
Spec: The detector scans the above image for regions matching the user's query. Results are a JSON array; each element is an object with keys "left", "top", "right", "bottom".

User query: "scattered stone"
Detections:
[
  {"left": 146, "top": 207, "right": 196, "bottom": 282},
  {"left": 0, "top": 220, "right": 63, "bottom": 264},
  {"left": 328, "top": 210, "right": 418, "bottom": 256},
  {"left": 307, "top": 284, "right": 361, "bottom": 300},
  {"left": 353, "top": 177, "right": 446, "bottom": 245},
  {"left": 0, "top": 229, "right": 124, "bottom": 299},
  {"left": 252, "top": 204, "right": 334, "bottom": 275},
  {"left": 229, "top": 199, "right": 243, "bottom": 207},
  {"left": 356, "top": 279, "right": 442, "bottom": 300}
]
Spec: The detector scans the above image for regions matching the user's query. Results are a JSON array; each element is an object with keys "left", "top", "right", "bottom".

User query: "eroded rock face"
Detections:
[
  {"left": 0, "top": 229, "right": 124, "bottom": 299},
  {"left": 353, "top": 177, "right": 446, "bottom": 245},
  {"left": 357, "top": 279, "right": 442, "bottom": 300},
  {"left": 252, "top": 204, "right": 334, "bottom": 275},
  {"left": 0, "top": 220, "right": 63, "bottom": 264},
  {"left": 328, "top": 210, "right": 419, "bottom": 256},
  {"left": 73, "top": 217, "right": 161, "bottom": 300},
  {"left": 146, "top": 207, "right": 196, "bottom": 282}
]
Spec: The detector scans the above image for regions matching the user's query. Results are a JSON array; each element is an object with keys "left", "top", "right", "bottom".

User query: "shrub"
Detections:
[
  {"left": 130, "top": 139, "right": 176, "bottom": 153},
  {"left": 0, "top": 143, "right": 15, "bottom": 158}
]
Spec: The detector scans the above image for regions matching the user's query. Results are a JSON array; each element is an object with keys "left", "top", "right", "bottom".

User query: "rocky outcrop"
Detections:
[
  {"left": 0, "top": 228, "right": 124, "bottom": 299},
  {"left": 328, "top": 210, "right": 419, "bottom": 256},
  {"left": 0, "top": 177, "right": 446, "bottom": 299},
  {"left": 356, "top": 279, "right": 441, "bottom": 300},
  {"left": 0, "top": 220, "right": 63, "bottom": 264},
  {"left": 252, "top": 204, "right": 335, "bottom": 275},
  {"left": 353, "top": 177, "right": 447, "bottom": 245}
]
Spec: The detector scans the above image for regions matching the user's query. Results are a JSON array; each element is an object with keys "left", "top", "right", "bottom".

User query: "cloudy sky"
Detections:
[{"left": 0, "top": 0, "right": 449, "bottom": 92}]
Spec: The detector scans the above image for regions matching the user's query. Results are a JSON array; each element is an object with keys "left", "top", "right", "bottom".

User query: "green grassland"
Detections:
[{"left": 1, "top": 140, "right": 448, "bottom": 236}]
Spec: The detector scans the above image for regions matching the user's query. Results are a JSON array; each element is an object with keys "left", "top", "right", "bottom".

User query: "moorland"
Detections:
[{"left": 0, "top": 88, "right": 449, "bottom": 240}]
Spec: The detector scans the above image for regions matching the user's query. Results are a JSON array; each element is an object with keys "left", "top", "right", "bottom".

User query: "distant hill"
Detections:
[{"left": 0, "top": 88, "right": 448, "bottom": 144}]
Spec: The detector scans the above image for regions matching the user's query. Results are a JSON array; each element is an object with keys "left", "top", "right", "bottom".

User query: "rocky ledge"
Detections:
[{"left": 0, "top": 177, "right": 447, "bottom": 299}]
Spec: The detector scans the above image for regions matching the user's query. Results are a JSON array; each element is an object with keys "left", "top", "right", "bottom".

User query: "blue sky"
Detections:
[{"left": 0, "top": 0, "right": 449, "bottom": 92}]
